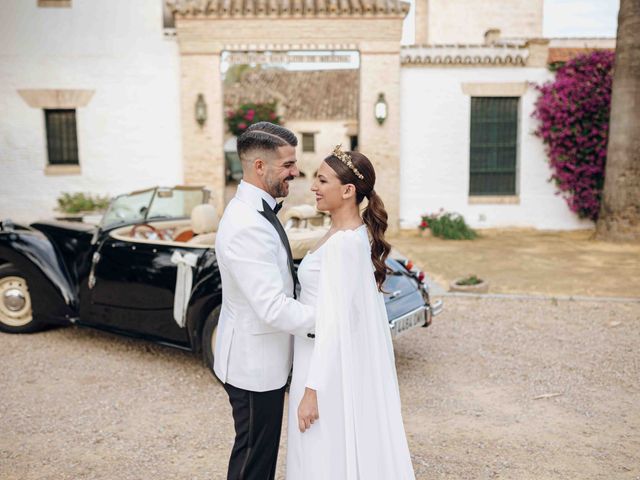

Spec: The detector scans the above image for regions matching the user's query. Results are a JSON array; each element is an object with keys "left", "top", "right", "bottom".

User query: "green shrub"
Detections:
[
  {"left": 420, "top": 211, "right": 477, "bottom": 240},
  {"left": 56, "top": 192, "right": 111, "bottom": 214}
]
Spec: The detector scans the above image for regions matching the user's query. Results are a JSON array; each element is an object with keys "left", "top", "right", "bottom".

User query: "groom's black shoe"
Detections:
[{"left": 224, "top": 382, "right": 286, "bottom": 480}]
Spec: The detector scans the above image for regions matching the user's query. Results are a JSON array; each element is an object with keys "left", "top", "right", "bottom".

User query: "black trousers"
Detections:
[{"left": 223, "top": 382, "right": 287, "bottom": 480}]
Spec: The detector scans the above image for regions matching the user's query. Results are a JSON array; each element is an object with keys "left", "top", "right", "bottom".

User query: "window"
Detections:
[
  {"left": 45, "top": 109, "right": 79, "bottom": 165},
  {"left": 349, "top": 135, "right": 358, "bottom": 152},
  {"left": 469, "top": 97, "right": 518, "bottom": 195},
  {"left": 302, "top": 133, "right": 315, "bottom": 153}
]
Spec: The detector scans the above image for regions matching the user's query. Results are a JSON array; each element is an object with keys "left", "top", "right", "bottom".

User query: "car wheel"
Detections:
[
  {"left": 0, "top": 263, "right": 44, "bottom": 333},
  {"left": 202, "top": 305, "right": 221, "bottom": 378}
]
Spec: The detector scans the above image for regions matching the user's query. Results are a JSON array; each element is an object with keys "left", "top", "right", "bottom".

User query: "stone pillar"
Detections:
[
  {"left": 179, "top": 53, "right": 226, "bottom": 214},
  {"left": 525, "top": 38, "right": 550, "bottom": 68},
  {"left": 359, "top": 51, "right": 401, "bottom": 232},
  {"left": 414, "top": 0, "right": 429, "bottom": 45}
]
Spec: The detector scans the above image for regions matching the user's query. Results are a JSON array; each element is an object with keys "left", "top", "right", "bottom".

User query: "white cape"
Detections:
[{"left": 304, "top": 229, "right": 415, "bottom": 480}]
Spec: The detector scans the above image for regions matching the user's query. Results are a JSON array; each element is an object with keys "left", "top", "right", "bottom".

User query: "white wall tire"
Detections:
[{"left": 0, "top": 264, "right": 44, "bottom": 333}]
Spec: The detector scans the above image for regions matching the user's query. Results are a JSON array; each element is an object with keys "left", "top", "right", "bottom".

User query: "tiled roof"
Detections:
[
  {"left": 167, "top": 0, "right": 410, "bottom": 17},
  {"left": 548, "top": 47, "right": 614, "bottom": 64},
  {"left": 401, "top": 44, "right": 529, "bottom": 66},
  {"left": 224, "top": 69, "right": 358, "bottom": 120}
]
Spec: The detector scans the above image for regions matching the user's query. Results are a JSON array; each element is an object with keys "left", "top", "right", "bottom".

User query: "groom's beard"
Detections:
[{"left": 266, "top": 175, "right": 294, "bottom": 198}]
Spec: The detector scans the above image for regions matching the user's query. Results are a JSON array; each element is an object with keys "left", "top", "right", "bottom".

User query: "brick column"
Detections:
[
  {"left": 414, "top": 0, "right": 429, "bottom": 45},
  {"left": 179, "top": 53, "right": 225, "bottom": 214},
  {"left": 359, "top": 50, "right": 401, "bottom": 232}
]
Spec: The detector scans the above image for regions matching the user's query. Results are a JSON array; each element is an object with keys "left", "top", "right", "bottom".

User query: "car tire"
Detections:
[
  {"left": 0, "top": 263, "right": 45, "bottom": 334},
  {"left": 202, "top": 305, "right": 221, "bottom": 379}
]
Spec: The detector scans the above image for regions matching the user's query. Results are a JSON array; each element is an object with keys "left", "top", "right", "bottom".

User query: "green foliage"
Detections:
[
  {"left": 56, "top": 192, "right": 110, "bottom": 214},
  {"left": 420, "top": 211, "right": 478, "bottom": 240},
  {"left": 456, "top": 274, "right": 482, "bottom": 286}
]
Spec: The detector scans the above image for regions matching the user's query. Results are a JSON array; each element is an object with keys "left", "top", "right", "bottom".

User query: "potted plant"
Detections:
[
  {"left": 449, "top": 274, "right": 489, "bottom": 293},
  {"left": 55, "top": 192, "right": 111, "bottom": 222}
]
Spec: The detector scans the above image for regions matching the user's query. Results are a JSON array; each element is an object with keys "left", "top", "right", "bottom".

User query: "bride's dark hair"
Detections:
[{"left": 325, "top": 150, "right": 391, "bottom": 290}]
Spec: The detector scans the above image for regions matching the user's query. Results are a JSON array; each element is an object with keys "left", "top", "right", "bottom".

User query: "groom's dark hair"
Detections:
[{"left": 237, "top": 122, "right": 298, "bottom": 164}]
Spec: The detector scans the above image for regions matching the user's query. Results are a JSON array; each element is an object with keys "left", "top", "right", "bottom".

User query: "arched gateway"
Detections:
[{"left": 168, "top": 0, "right": 409, "bottom": 230}]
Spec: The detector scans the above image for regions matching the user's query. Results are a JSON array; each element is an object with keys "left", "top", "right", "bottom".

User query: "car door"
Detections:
[{"left": 85, "top": 235, "right": 208, "bottom": 347}]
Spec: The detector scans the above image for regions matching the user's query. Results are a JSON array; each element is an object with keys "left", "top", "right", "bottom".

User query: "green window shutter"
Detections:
[
  {"left": 45, "top": 109, "right": 79, "bottom": 165},
  {"left": 469, "top": 97, "right": 518, "bottom": 195}
]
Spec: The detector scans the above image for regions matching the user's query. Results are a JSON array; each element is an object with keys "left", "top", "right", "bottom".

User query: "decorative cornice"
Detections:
[
  {"left": 18, "top": 89, "right": 95, "bottom": 108},
  {"left": 461, "top": 82, "right": 529, "bottom": 97},
  {"left": 401, "top": 44, "right": 529, "bottom": 67},
  {"left": 167, "top": 0, "right": 410, "bottom": 18}
]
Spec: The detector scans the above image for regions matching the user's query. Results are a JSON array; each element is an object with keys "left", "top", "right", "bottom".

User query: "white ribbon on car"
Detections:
[{"left": 170, "top": 250, "right": 199, "bottom": 328}]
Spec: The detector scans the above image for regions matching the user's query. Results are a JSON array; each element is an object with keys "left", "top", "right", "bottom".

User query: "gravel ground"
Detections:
[{"left": 1, "top": 297, "right": 639, "bottom": 480}]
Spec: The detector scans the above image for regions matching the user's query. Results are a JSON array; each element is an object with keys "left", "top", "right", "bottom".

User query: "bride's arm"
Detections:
[{"left": 298, "top": 230, "right": 368, "bottom": 431}]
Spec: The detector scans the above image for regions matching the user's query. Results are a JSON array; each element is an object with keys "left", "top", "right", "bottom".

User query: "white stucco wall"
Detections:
[
  {"left": 0, "top": 0, "right": 182, "bottom": 224},
  {"left": 399, "top": 66, "right": 595, "bottom": 230}
]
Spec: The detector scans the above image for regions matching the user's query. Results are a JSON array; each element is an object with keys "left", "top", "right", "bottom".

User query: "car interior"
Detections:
[
  {"left": 109, "top": 204, "right": 219, "bottom": 248},
  {"left": 108, "top": 202, "right": 331, "bottom": 257}
]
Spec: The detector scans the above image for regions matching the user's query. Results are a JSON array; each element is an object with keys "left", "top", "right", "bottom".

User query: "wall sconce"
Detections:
[
  {"left": 195, "top": 93, "right": 207, "bottom": 127},
  {"left": 374, "top": 93, "right": 387, "bottom": 125}
]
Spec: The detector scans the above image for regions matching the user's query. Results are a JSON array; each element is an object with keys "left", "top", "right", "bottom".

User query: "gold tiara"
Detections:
[{"left": 332, "top": 144, "right": 364, "bottom": 180}]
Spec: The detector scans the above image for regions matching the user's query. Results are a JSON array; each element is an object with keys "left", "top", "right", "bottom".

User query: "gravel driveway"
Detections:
[{"left": 1, "top": 296, "right": 639, "bottom": 479}]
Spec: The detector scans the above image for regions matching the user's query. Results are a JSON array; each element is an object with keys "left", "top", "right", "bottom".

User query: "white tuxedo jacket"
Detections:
[{"left": 213, "top": 181, "right": 315, "bottom": 392}]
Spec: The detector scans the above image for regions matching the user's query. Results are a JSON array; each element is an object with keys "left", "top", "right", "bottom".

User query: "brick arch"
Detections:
[{"left": 169, "top": 0, "right": 408, "bottom": 229}]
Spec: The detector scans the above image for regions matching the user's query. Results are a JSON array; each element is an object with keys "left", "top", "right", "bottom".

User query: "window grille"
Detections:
[
  {"left": 469, "top": 97, "right": 518, "bottom": 195},
  {"left": 45, "top": 109, "right": 79, "bottom": 165}
]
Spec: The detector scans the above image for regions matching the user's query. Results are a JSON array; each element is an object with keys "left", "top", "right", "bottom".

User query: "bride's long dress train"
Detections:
[{"left": 286, "top": 226, "right": 415, "bottom": 480}]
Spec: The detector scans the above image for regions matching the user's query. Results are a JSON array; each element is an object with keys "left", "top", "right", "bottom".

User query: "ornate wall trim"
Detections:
[
  {"left": 17, "top": 89, "right": 94, "bottom": 109},
  {"left": 461, "top": 82, "right": 529, "bottom": 97}
]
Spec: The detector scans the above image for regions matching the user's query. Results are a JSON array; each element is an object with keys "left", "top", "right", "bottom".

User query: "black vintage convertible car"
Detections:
[{"left": 0, "top": 186, "right": 442, "bottom": 372}]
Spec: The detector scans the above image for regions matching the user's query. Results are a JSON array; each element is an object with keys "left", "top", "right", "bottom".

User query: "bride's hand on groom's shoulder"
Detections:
[{"left": 298, "top": 388, "right": 319, "bottom": 433}]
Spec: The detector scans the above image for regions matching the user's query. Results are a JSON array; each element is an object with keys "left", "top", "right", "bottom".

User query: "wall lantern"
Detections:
[
  {"left": 374, "top": 93, "right": 388, "bottom": 125},
  {"left": 195, "top": 93, "right": 207, "bottom": 127}
]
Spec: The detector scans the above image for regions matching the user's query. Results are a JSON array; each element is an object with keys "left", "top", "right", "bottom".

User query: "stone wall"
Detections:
[
  {"left": 174, "top": 15, "right": 406, "bottom": 229},
  {"left": 414, "top": 0, "right": 543, "bottom": 45}
]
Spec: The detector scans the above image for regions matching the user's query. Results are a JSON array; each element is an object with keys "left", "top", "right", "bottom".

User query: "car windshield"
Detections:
[
  {"left": 101, "top": 187, "right": 207, "bottom": 229},
  {"left": 147, "top": 187, "right": 206, "bottom": 221},
  {"left": 101, "top": 188, "right": 155, "bottom": 229}
]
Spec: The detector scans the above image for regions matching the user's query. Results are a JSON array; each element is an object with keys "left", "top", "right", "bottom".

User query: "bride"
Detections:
[{"left": 286, "top": 146, "right": 415, "bottom": 479}]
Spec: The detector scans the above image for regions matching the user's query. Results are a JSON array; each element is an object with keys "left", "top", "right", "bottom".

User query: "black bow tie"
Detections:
[{"left": 272, "top": 201, "right": 283, "bottom": 215}]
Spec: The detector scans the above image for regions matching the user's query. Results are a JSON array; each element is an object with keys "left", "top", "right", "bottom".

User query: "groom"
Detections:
[{"left": 214, "top": 122, "right": 316, "bottom": 479}]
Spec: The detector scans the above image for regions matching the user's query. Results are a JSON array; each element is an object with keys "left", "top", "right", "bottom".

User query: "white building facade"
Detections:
[
  {"left": 398, "top": 48, "right": 594, "bottom": 230},
  {"left": 0, "top": 0, "right": 182, "bottom": 223},
  {"left": 0, "top": 0, "right": 614, "bottom": 230}
]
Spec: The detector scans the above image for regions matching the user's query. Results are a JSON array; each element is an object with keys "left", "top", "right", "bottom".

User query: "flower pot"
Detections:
[
  {"left": 449, "top": 277, "right": 489, "bottom": 293},
  {"left": 420, "top": 228, "right": 432, "bottom": 238}
]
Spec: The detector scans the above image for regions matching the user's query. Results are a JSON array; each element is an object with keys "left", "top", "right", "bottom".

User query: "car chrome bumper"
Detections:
[{"left": 430, "top": 299, "right": 444, "bottom": 317}]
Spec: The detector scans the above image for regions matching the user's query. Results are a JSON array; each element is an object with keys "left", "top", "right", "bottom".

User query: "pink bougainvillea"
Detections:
[
  {"left": 532, "top": 50, "right": 614, "bottom": 221},
  {"left": 226, "top": 102, "right": 281, "bottom": 137}
]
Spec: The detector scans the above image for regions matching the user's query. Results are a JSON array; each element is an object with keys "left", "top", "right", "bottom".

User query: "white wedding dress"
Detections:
[{"left": 286, "top": 225, "right": 415, "bottom": 480}]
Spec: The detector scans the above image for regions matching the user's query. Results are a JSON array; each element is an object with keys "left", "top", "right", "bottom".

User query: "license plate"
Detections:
[{"left": 390, "top": 307, "right": 426, "bottom": 338}]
